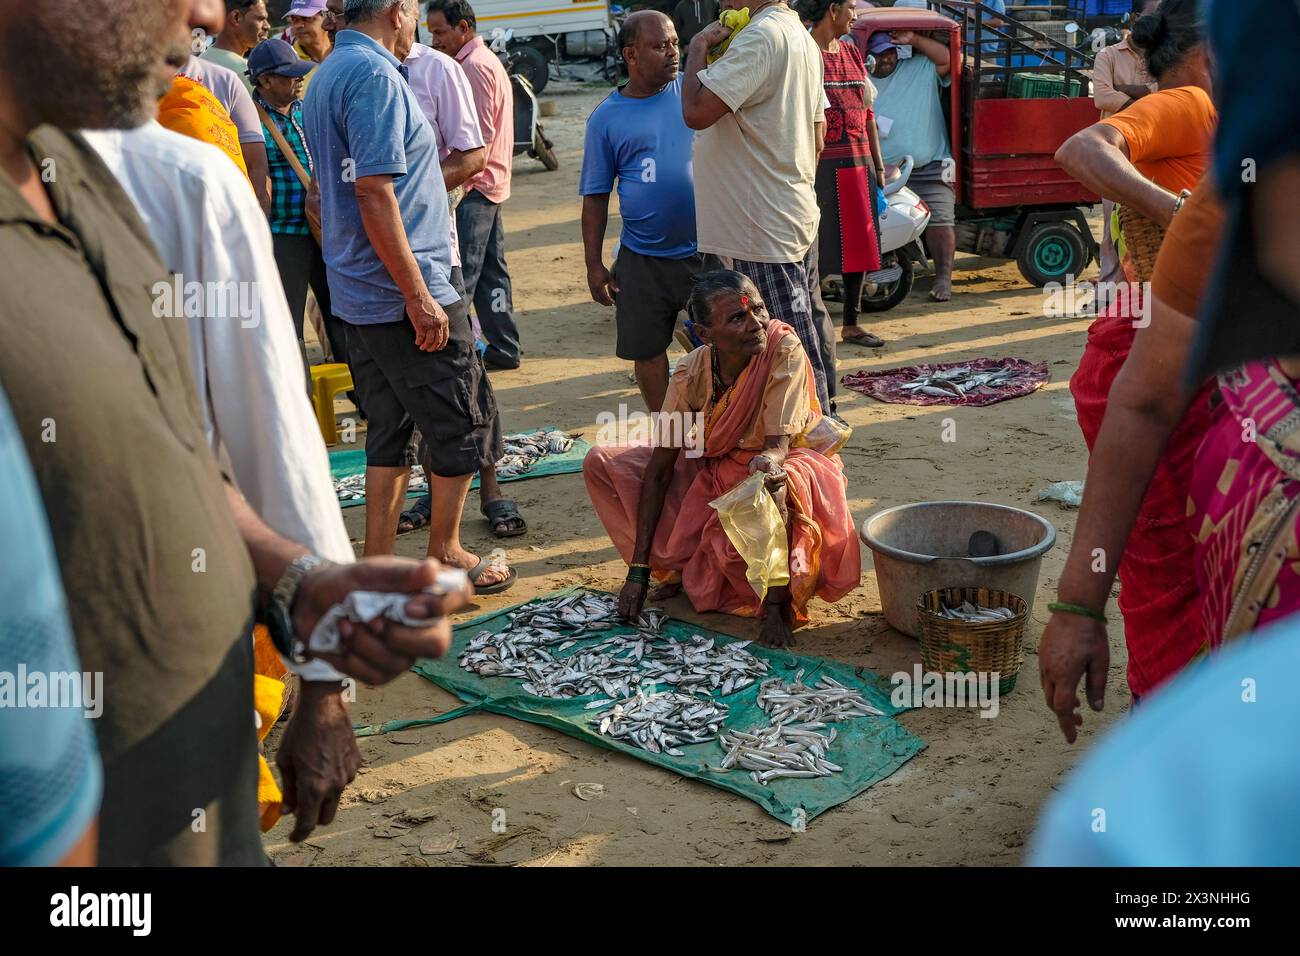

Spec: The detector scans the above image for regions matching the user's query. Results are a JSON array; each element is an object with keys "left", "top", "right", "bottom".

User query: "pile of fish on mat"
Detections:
[
  {"left": 496, "top": 430, "right": 575, "bottom": 479},
  {"left": 713, "top": 671, "right": 884, "bottom": 785},
  {"left": 457, "top": 593, "right": 635, "bottom": 697},
  {"left": 936, "top": 601, "right": 1018, "bottom": 623},
  {"left": 592, "top": 692, "right": 728, "bottom": 756},
  {"left": 898, "top": 365, "right": 1017, "bottom": 400},
  {"left": 458, "top": 592, "right": 769, "bottom": 753},
  {"left": 334, "top": 467, "right": 427, "bottom": 503},
  {"left": 713, "top": 723, "right": 843, "bottom": 783},
  {"left": 458, "top": 592, "right": 767, "bottom": 702},
  {"left": 628, "top": 633, "right": 769, "bottom": 697},
  {"left": 458, "top": 593, "right": 886, "bottom": 784},
  {"left": 333, "top": 430, "right": 574, "bottom": 501},
  {"left": 756, "top": 672, "right": 884, "bottom": 724}
]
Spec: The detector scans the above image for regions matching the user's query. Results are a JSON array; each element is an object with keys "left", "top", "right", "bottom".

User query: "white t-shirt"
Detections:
[
  {"left": 83, "top": 122, "right": 354, "bottom": 680},
  {"left": 694, "top": 4, "right": 824, "bottom": 263}
]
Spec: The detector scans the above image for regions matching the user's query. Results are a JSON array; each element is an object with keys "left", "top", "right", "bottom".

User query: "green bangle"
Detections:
[
  {"left": 626, "top": 566, "right": 652, "bottom": 585},
  {"left": 1048, "top": 601, "right": 1107, "bottom": 623}
]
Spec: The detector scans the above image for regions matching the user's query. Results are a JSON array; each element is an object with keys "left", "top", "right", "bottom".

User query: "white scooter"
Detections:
[{"left": 822, "top": 154, "right": 931, "bottom": 313}]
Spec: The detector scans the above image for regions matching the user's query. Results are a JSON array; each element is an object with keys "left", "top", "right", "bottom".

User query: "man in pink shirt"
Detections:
[
  {"left": 395, "top": 26, "right": 532, "bottom": 539},
  {"left": 401, "top": 36, "right": 485, "bottom": 278},
  {"left": 427, "top": 0, "right": 520, "bottom": 371}
]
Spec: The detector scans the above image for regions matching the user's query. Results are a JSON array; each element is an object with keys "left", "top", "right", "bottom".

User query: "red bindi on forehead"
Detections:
[{"left": 741, "top": 294, "right": 749, "bottom": 305}]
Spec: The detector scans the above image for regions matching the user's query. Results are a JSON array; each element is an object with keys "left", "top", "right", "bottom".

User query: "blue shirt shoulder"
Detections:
[
  {"left": 0, "top": 385, "right": 101, "bottom": 866},
  {"left": 303, "top": 31, "right": 458, "bottom": 321},
  {"left": 578, "top": 78, "right": 697, "bottom": 259}
]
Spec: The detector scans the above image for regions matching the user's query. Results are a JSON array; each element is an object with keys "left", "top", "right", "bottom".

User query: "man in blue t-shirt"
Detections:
[{"left": 580, "top": 10, "right": 702, "bottom": 412}]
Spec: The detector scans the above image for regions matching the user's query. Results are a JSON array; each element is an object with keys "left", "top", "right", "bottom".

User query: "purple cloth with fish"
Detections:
[{"left": 840, "top": 358, "right": 1049, "bottom": 407}]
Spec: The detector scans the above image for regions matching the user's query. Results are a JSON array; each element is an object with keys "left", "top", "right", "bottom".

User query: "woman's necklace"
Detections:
[{"left": 711, "top": 345, "right": 733, "bottom": 403}]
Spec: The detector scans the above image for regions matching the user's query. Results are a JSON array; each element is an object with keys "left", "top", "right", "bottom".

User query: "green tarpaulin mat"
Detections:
[
  {"left": 399, "top": 587, "right": 925, "bottom": 825},
  {"left": 330, "top": 428, "right": 591, "bottom": 508}
]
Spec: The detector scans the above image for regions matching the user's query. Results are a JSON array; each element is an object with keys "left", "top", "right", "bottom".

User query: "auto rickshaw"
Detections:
[{"left": 850, "top": 1, "right": 1102, "bottom": 288}]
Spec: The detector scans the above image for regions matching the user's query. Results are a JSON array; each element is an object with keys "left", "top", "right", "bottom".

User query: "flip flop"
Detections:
[
  {"left": 397, "top": 494, "right": 431, "bottom": 535},
  {"left": 468, "top": 553, "right": 517, "bottom": 595},
  {"left": 841, "top": 329, "right": 885, "bottom": 348},
  {"left": 482, "top": 497, "right": 527, "bottom": 538}
]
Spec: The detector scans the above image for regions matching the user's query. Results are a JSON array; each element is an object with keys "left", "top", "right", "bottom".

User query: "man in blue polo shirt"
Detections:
[
  {"left": 303, "top": 0, "right": 513, "bottom": 592},
  {"left": 580, "top": 10, "right": 701, "bottom": 412}
]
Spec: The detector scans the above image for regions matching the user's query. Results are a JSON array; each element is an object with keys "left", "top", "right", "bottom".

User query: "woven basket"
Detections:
[
  {"left": 916, "top": 588, "right": 1028, "bottom": 695},
  {"left": 1117, "top": 204, "right": 1167, "bottom": 284}
]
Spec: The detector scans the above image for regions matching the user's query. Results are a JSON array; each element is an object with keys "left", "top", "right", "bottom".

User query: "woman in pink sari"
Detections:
[
  {"left": 583, "top": 270, "right": 860, "bottom": 646},
  {"left": 1189, "top": 362, "right": 1300, "bottom": 644}
]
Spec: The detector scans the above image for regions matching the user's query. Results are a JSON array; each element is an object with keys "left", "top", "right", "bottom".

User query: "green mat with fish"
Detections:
[
  {"left": 384, "top": 587, "right": 925, "bottom": 825},
  {"left": 329, "top": 427, "right": 591, "bottom": 508}
]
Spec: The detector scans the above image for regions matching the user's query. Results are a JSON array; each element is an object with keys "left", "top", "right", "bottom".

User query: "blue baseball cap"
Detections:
[
  {"left": 248, "top": 38, "right": 315, "bottom": 80},
  {"left": 867, "top": 32, "right": 896, "bottom": 55}
]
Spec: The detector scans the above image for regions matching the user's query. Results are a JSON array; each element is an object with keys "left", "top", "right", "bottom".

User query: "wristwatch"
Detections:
[
  {"left": 264, "top": 553, "right": 332, "bottom": 664},
  {"left": 1172, "top": 188, "right": 1192, "bottom": 216}
]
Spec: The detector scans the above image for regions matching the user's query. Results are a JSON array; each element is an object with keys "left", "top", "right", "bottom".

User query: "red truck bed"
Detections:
[{"left": 963, "top": 96, "right": 1101, "bottom": 209}]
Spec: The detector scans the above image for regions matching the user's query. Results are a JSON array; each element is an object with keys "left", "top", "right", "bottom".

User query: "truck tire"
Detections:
[
  {"left": 1017, "top": 222, "right": 1090, "bottom": 287},
  {"left": 512, "top": 45, "right": 549, "bottom": 94},
  {"left": 860, "top": 256, "right": 914, "bottom": 312}
]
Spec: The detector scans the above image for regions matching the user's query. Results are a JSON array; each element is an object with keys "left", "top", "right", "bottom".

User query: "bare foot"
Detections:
[
  {"left": 648, "top": 580, "right": 682, "bottom": 602},
  {"left": 929, "top": 276, "right": 952, "bottom": 302},
  {"left": 758, "top": 599, "right": 796, "bottom": 647}
]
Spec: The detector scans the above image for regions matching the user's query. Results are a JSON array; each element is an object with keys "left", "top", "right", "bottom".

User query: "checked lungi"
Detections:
[{"left": 704, "top": 243, "right": 837, "bottom": 412}]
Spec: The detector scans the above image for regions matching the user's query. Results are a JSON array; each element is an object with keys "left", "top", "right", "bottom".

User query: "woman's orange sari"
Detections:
[
  {"left": 156, "top": 74, "right": 249, "bottom": 177},
  {"left": 584, "top": 322, "right": 860, "bottom": 623}
]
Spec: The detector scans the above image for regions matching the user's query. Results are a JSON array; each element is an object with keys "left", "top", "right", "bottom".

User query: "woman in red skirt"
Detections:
[{"left": 801, "top": 0, "right": 885, "bottom": 347}]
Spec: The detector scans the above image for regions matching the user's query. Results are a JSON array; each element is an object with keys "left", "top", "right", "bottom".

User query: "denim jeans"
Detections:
[{"left": 456, "top": 189, "right": 520, "bottom": 367}]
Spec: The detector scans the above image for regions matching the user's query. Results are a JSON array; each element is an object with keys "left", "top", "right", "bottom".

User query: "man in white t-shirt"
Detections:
[
  {"left": 682, "top": 0, "right": 837, "bottom": 413},
  {"left": 83, "top": 121, "right": 364, "bottom": 842}
]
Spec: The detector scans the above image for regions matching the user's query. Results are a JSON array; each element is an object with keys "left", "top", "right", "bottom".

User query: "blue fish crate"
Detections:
[
  {"left": 1088, "top": 0, "right": 1132, "bottom": 13},
  {"left": 1003, "top": 50, "right": 1075, "bottom": 69}
]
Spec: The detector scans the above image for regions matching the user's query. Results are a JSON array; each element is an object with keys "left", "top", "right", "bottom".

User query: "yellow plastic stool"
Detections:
[{"left": 310, "top": 363, "right": 353, "bottom": 445}]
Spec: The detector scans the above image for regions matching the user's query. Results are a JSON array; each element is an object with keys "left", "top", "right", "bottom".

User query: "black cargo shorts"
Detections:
[{"left": 345, "top": 294, "right": 503, "bottom": 477}]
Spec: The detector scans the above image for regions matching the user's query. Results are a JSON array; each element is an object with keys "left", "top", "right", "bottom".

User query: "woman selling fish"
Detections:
[
  {"left": 1042, "top": 0, "right": 1216, "bottom": 738},
  {"left": 583, "top": 270, "right": 860, "bottom": 648}
]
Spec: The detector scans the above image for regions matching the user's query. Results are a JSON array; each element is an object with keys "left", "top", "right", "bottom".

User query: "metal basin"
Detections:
[{"left": 860, "top": 501, "right": 1057, "bottom": 638}]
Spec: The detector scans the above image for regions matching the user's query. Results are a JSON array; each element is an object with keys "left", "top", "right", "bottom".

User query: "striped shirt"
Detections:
[{"left": 255, "top": 93, "right": 313, "bottom": 236}]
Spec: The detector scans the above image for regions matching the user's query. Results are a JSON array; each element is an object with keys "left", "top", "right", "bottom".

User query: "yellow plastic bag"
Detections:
[
  {"left": 709, "top": 472, "right": 789, "bottom": 602},
  {"left": 707, "top": 7, "right": 751, "bottom": 64}
]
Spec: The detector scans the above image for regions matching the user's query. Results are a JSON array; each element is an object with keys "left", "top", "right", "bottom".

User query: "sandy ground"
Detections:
[{"left": 267, "top": 83, "right": 1124, "bottom": 866}]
